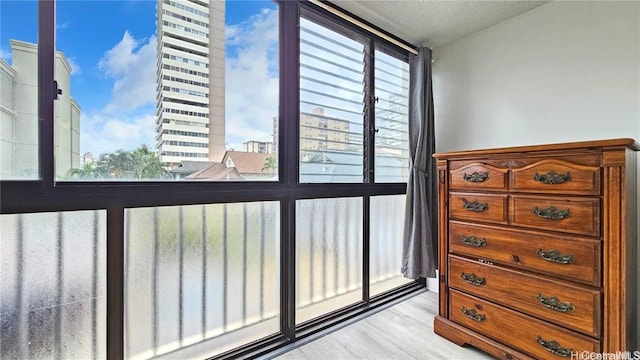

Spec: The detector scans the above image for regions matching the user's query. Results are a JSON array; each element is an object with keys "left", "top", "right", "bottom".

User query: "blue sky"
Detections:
[{"left": 0, "top": 0, "right": 279, "bottom": 158}]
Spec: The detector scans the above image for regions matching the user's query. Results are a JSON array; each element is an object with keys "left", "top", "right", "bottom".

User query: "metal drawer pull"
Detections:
[
  {"left": 461, "top": 235, "right": 487, "bottom": 247},
  {"left": 536, "top": 248, "right": 575, "bottom": 264},
  {"left": 536, "top": 336, "right": 573, "bottom": 358},
  {"left": 461, "top": 307, "right": 486, "bottom": 322},
  {"left": 533, "top": 206, "right": 571, "bottom": 220},
  {"left": 462, "top": 198, "right": 489, "bottom": 212},
  {"left": 461, "top": 272, "right": 486, "bottom": 286},
  {"left": 534, "top": 171, "right": 572, "bottom": 184},
  {"left": 463, "top": 172, "right": 489, "bottom": 183},
  {"left": 535, "top": 294, "right": 575, "bottom": 313}
]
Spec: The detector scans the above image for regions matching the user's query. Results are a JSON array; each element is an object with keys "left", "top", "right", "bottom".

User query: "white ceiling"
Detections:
[{"left": 329, "top": 0, "right": 550, "bottom": 48}]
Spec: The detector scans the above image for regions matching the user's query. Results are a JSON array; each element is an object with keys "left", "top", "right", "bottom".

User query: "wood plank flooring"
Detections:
[{"left": 271, "top": 291, "right": 494, "bottom": 359}]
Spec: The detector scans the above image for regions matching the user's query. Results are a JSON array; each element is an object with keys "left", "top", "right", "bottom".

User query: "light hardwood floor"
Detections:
[{"left": 270, "top": 291, "right": 494, "bottom": 359}]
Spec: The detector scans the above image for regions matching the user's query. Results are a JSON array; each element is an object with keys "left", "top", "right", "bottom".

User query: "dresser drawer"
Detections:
[
  {"left": 511, "top": 195, "right": 600, "bottom": 236},
  {"left": 511, "top": 158, "right": 600, "bottom": 195},
  {"left": 449, "top": 162, "right": 508, "bottom": 191},
  {"left": 449, "top": 221, "right": 601, "bottom": 286},
  {"left": 448, "top": 255, "right": 601, "bottom": 337},
  {"left": 449, "top": 193, "right": 508, "bottom": 225},
  {"left": 450, "top": 290, "right": 600, "bottom": 358}
]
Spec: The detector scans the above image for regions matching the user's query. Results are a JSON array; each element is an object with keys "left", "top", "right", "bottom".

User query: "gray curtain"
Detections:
[{"left": 401, "top": 46, "right": 437, "bottom": 279}]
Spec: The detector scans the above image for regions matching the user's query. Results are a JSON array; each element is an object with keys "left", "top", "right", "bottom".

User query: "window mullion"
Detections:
[
  {"left": 280, "top": 0, "right": 299, "bottom": 342},
  {"left": 281, "top": 1, "right": 300, "bottom": 187},
  {"left": 38, "top": 0, "right": 56, "bottom": 186},
  {"left": 362, "top": 195, "right": 370, "bottom": 303},
  {"left": 106, "top": 206, "right": 125, "bottom": 360},
  {"left": 363, "top": 39, "right": 374, "bottom": 304},
  {"left": 363, "top": 39, "right": 375, "bottom": 184}
]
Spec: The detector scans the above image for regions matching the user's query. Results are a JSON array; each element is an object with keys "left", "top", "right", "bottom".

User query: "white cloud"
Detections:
[
  {"left": 80, "top": 110, "right": 156, "bottom": 156},
  {"left": 57, "top": 21, "right": 70, "bottom": 30},
  {"left": 75, "top": 31, "right": 158, "bottom": 157},
  {"left": 78, "top": 9, "right": 281, "bottom": 157},
  {"left": 67, "top": 57, "right": 81, "bottom": 75},
  {"left": 98, "top": 31, "right": 157, "bottom": 114},
  {"left": 225, "top": 8, "right": 279, "bottom": 150}
]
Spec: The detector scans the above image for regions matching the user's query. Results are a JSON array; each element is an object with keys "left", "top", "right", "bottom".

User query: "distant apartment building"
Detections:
[
  {"left": 155, "top": 0, "right": 225, "bottom": 165},
  {"left": 300, "top": 107, "right": 350, "bottom": 151},
  {"left": 243, "top": 140, "right": 273, "bottom": 154},
  {"left": 0, "top": 40, "right": 80, "bottom": 179}
]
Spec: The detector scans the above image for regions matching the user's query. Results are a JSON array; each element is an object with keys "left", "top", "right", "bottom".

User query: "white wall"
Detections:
[
  {"left": 433, "top": 0, "right": 639, "bottom": 348},
  {"left": 434, "top": 1, "right": 639, "bottom": 152},
  {"left": 0, "top": 60, "right": 16, "bottom": 178},
  {"left": 11, "top": 41, "right": 39, "bottom": 178}
]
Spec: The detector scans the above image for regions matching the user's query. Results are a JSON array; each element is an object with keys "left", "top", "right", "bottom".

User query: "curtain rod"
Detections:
[{"left": 307, "top": 0, "right": 419, "bottom": 55}]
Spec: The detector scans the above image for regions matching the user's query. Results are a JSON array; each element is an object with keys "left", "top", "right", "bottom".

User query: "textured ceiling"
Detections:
[{"left": 329, "top": 0, "right": 550, "bottom": 48}]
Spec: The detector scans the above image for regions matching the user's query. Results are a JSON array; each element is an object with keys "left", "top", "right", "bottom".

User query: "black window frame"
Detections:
[{"left": 0, "top": 1, "right": 423, "bottom": 359}]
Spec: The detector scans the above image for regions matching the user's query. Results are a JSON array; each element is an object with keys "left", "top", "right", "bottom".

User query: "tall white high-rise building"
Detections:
[{"left": 156, "top": 0, "right": 225, "bottom": 165}]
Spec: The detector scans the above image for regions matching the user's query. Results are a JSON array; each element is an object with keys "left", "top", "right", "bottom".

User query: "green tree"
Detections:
[
  {"left": 65, "top": 145, "right": 169, "bottom": 180},
  {"left": 131, "top": 145, "right": 168, "bottom": 179},
  {"left": 262, "top": 156, "right": 277, "bottom": 173},
  {"left": 101, "top": 149, "right": 134, "bottom": 178},
  {"left": 66, "top": 162, "right": 104, "bottom": 179}
]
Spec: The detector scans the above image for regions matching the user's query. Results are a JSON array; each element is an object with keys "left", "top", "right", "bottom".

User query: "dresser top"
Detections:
[{"left": 433, "top": 138, "right": 639, "bottom": 159}]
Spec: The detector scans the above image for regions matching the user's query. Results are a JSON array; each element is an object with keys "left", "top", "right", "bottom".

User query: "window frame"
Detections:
[{"left": 0, "top": 1, "right": 422, "bottom": 359}]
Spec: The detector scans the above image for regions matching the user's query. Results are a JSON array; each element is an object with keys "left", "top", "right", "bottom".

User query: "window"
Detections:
[
  {"left": 0, "top": 1, "right": 420, "bottom": 359},
  {"left": 294, "top": 7, "right": 412, "bottom": 327},
  {"left": 298, "top": 12, "right": 410, "bottom": 184},
  {"left": 299, "top": 17, "right": 365, "bottom": 183},
  {"left": 374, "top": 49, "right": 410, "bottom": 183},
  {"left": 48, "top": 0, "right": 278, "bottom": 181}
]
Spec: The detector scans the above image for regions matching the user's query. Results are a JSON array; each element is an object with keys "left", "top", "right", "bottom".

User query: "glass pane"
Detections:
[
  {"left": 0, "top": 211, "right": 106, "bottom": 359},
  {"left": 296, "top": 197, "right": 363, "bottom": 324},
  {"left": 299, "top": 17, "right": 365, "bottom": 183},
  {"left": 125, "top": 201, "right": 280, "bottom": 359},
  {"left": 55, "top": 0, "right": 279, "bottom": 181},
  {"left": 0, "top": 0, "right": 39, "bottom": 179},
  {"left": 370, "top": 195, "right": 413, "bottom": 296},
  {"left": 374, "top": 49, "right": 409, "bottom": 183}
]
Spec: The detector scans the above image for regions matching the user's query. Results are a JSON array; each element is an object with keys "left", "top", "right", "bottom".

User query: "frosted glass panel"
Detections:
[
  {"left": 296, "top": 197, "right": 363, "bottom": 324},
  {"left": 125, "top": 201, "right": 280, "bottom": 359},
  {"left": 370, "top": 195, "right": 413, "bottom": 296},
  {"left": 0, "top": 211, "right": 106, "bottom": 359}
]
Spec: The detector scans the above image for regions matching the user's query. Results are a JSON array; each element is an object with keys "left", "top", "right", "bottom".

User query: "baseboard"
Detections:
[{"left": 427, "top": 270, "right": 439, "bottom": 293}]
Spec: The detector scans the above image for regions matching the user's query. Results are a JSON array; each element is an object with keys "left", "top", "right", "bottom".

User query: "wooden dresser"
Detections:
[{"left": 433, "top": 139, "right": 638, "bottom": 359}]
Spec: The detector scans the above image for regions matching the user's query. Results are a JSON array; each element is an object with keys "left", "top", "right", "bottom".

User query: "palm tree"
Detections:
[
  {"left": 262, "top": 156, "right": 277, "bottom": 173},
  {"left": 104, "top": 149, "right": 135, "bottom": 178},
  {"left": 66, "top": 162, "right": 102, "bottom": 179},
  {"left": 65, "top": 145, "right": 168, "bottom": 180},
  {"left": 131, "top": 145, "right": 168, "bottom": 179}
]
